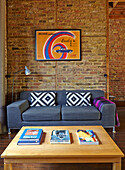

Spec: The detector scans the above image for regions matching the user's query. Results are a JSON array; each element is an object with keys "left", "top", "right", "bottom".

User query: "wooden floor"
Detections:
[{"left": 0, "top": 107, "right": 125, "bottom": 170}]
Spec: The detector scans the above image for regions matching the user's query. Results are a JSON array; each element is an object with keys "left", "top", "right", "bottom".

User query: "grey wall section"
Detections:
[{"left": 0, "top": 0, "right": 6, "bottom": 133}]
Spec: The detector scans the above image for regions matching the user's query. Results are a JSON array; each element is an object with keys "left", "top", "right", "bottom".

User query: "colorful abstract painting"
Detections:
[{"left": 35, "top": 30, "right": 81, "bottom": 61}]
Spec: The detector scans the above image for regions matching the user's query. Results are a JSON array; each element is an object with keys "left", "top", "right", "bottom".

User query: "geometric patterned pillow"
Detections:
[
  {"left": 66, "top": 92, "right": 92, "bottom": 106},
  {"left": 30, "top": 92, "right": 56, "bottom": 107}
]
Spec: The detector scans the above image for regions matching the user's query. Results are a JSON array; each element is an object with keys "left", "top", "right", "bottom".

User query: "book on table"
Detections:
[
  {"left": 17, "top": 128, "right": 43, "bottom": 145},
  {"left": 77, "top": 129, "right": 99, "bottom": 145},
  {"left": 50, "top": 130, "right": 71, "bottom": 144}
]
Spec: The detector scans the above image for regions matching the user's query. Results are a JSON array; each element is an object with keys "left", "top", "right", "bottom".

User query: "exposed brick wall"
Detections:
[
  {"left": 6, "top": 0, "right": 107, "bottom": 103},
  {"left": 109, "top": 19, "right": 125, "bottom": 101}
]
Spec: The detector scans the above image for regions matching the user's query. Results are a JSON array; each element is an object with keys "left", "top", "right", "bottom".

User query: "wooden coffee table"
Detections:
[{"left": 1, "top": 126, "right": 124, "bottom": 170}]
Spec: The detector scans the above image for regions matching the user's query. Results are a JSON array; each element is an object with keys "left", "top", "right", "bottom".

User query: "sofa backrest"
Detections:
[{"left": 20, "top": 90, "right": 104, "bottom": 105}]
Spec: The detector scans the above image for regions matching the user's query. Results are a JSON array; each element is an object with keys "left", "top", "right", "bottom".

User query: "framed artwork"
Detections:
[{"left": 35, "top": 29, "right": 81, "bottom": 61}]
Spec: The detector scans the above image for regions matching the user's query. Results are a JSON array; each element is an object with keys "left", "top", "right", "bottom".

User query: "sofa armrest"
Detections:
[
  {"left": 100, "top": 103, "right": 116, "bottom": 126},
  {"left": 93, "top": 97, "right": 116, "bottom": 127},
  {"left": 7, "top": 100, "right": 29, "bottom": 129}
]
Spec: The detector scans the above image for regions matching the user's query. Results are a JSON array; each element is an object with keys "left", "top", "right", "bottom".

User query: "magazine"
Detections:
[
  {"left": 50, "top": 130, "right": 71, "bottom": 144},
  {"left": 17, "top": 128, "right": 43, "bottom": 145},
  {"left": 77, "top": 129, "right": 99, "bottom": 145}
]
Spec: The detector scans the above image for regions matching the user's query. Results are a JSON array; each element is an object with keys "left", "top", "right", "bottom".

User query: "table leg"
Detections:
[
  {"left": 4, "top": 163, "right": 13, "bottom": 170},
  {"left": 113, "top": 161, "right": 121, "bottom": 170}
]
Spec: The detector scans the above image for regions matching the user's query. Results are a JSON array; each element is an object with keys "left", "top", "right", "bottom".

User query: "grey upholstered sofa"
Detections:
[{"left": 7, "top": 90, "right": 116, "bottom": 133}]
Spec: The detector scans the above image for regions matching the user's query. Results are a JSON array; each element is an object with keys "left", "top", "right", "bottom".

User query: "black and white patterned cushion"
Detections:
[
  {"left": 66, "top": 92, "right": 92, "bottom": 106},
  {"left": 30, "top": 92, "right": 56, "bottom": 107}
]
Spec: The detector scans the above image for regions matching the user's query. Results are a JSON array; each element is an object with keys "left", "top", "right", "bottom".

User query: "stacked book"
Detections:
[
  {"left": 17, "top": 128, "right": 43, "bottom": 145},
  {"left": 50, "top": 130, "right": 71, "bottom": 144},
  {"left": 77, "top": 129, "right": 99, "bottom": 145}
]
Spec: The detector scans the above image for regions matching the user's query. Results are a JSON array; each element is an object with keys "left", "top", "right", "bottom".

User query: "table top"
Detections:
[{"left": 1, "top": 126, "right": 124, "bottom": 159}]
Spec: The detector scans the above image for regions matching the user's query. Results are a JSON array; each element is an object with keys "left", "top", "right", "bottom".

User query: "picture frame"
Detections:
[{"left": 35, "top": 29, "right": 81, "bottom": 61}]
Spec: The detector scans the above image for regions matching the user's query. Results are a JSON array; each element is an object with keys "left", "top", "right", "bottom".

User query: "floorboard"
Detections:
[{"left": 0, "top": 107, "right": 125, "bottom": 170}]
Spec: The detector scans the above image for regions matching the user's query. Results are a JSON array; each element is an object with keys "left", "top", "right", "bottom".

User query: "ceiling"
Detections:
[{"left": 109, "top": 0, "right": 125, "bottom": 19}]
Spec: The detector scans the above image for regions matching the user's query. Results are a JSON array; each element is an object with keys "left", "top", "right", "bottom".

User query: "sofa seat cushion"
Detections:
[
  {"left": 22, "top": 105, "right": 61, "bottom": 121},
  {"left": 62, "top": 106, "right": 100, "bottom": 120}
]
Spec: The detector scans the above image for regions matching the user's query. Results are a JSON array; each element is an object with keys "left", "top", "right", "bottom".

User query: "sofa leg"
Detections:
[
  {"left": 8, "top": 128, "right": 11, "bottom": 135},
  {"left": 113, "top": 126, "right": 116, "bottom": 133}
]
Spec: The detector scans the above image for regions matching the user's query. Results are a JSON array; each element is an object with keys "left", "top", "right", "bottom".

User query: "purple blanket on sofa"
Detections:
[{"left": 93, "top": 97, "right": 120, "bottom": 127}]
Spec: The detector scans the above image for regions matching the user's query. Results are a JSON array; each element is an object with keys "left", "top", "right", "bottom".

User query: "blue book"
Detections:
[
  {"left": 50, "top": 130, "right": 70, "bottom": 144},
  {"left": 17, "top": 128, "right": 43, "bottom": 145},
  {"left": 17, "top": 135, "right": 42, "bottom": 145}
]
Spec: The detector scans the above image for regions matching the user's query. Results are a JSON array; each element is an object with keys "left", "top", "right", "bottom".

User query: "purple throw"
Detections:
[{"left": 93, "top": 97, "right": 120, "bottom": 127}]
